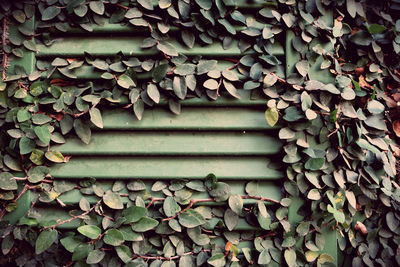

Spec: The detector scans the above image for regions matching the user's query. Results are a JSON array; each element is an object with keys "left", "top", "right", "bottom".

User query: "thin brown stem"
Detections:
[
  {"left": 41, "top": 199, "right": 102, "bottom": 231},
  {"left": 2, "top": 17, "right": 9, "bottom": 80}
]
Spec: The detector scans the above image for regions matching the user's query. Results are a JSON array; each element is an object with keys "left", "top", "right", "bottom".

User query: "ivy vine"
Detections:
[{"left": 1, "top": 0, "right": 400, "bottom": 266}]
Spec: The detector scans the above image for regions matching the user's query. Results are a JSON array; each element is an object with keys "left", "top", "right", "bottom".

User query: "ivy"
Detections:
[{"left": 0, "top": 0, "right": 400, "bottom": 266}]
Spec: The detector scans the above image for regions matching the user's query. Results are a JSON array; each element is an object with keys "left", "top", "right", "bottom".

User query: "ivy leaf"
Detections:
[
  {"left": 89, "top": 1, "right": 105, "bottom": 15},
  {"left": 157, "top": 41, "right": 178, "bottom": 57},
  {"left": 284, "top": 249, "right": 296, "bottom": 267},
  {"left": 89, "top": 108, "right": 103, "bottom": 129},
  {"left": 35, "top": 229, "right": 58, "bottom": 254},
  {"left": 74, "top": 119, "right": 91, "bottom": 144},
  {"left": 45, "top": 151, "right": 65, "bottom": 163},
  {"left": 131, "top": 217, "right": 159, "bottom": 232},
  {"left": 115, "top": 245, "right": 132, "bottom": 263},
  {"left": 77, "top": 225, "right": 101, "bottom": 239},
  {"left": 42, "top": 6, "right": 61, "bottom": 21},
  {"left": 17, "top": 109, "right": 31, "bottom": 122},
  {"left": 305, "top": 158, "right": 325, "bottom": 170},
  {"left": 117, "top": 74, "right": 135, "bottom": 89},
  {"left": 104, "top": 229, "right": 124, "bottom": 246},
  {"left": 163, "top": 196, "right": 181, "bottom": 217},
  {"left": 224, "top": 209, "right": 238, "bottom": 231},
  {"left": 103, "top": 190, "right": 124, "bottom": 209},
  {"left": 122, "top": 206, "right": 147, "bottom": 223},
  {"left": 203, "top": 79, "right": 219, "bottom": 90},
  {"left": 207, "top": 253, "right": 225, "bottom": 267},
  {"left": 0, "top": 172, "right": 17, "bottom": 191},
  {"left": 265, "top": 107, "right": 279, "bottom": 127},
  {"left": 137, "top": 0, "right": 154, "bottom": 10},
  {"left": 86, "top": 249, "right": 105, "bottom": 264},
  {"left": 19, "top": 136, "right": 36, "bottom": 155},
  {"left": 152, "top": 64, "right": 169, "bottom": 83},
  {"left": 195, "top": 0, "right": 212, "bottom": 10},
  {"left": 296, "top": 60, "right": 310, "bottom": 77},
  {"left": 147, "top": 83, "right": 160, "bottom": 103},
  {"left": 34, "top": 126, "right": 50, "bottom": 145},
  {"left": 228, "top": 194, "right": 243, "bottom": 215},
  {"left": 257, "top": 202, "right": 271, "bottom": 230},
  {"left": 178, "top": 209, "right": 206, "bottom": 228},
  {"left": 173, "top": 76, "right": 187, "bottom": 100},
  {"left": 182, "top": 30, "right": 195, "bottom": 48},
  {"left": 133, "top": 100, "right": 144, "bottom": 121}
]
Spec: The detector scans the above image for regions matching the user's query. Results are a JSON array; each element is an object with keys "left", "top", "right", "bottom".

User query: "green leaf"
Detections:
[
  {"left": 104, "top": 229, "right": 124, "bottom": 246},
  {"left": 367, "top": 100, "right": 384, "bottom": 114},
  {"left": 116, "top": 245, "right": 132, "bottom": 263},
  {"left": 89, "top": 1, "right": 105, "bottom": 15},
  {"left": 42, "top": 6, "right": 61, "bottom": 21},
  {"left": 0, "top": 173, "right": 17, "bottom": 191},
  {"left": 307, "top": 189, "right": 321, "bottom": 200},
  {"left": 133, "top": 99, "right": 144, "bottom": 121},
  {"left": 60, "top": 236, "right": 82, "bottom": 253},
  {"left": 34, "top": 126, "right": 51, "bottom": 145},
  {"left": 35, "top": 229, "right": 58, "bottom": 254},
  {"left": 178, "top": 209, "right": 206, "bottom": 228},
  {"left": 195, "top": 0, "right": 212, "bottom": 10},
  {"left": 153, "top": 64, "right": 169, "bottom": 83},
  {"left": 296, "top": 60, "right": 310, "bottom": 77},
  {"left": 77, "top": 225, "right": 102, "bottom": 239},
  {"left": 17, "top": 109, "right": 31, "bottom": 122},
  {"left": 386, "top": 212, "right": 399, "bottom": 232},
  {"left": 228, "top": 194, "right": 243, "bottom": 215},
  {"left": 45, "top": 150, "right": 65, "bottom": 163},
  {"left": 258, "top": 249, "right": 271, "bottom": 265},
  {"left": 265, "top": 107, "right": 279, "bottom": 127},
  {"left": 207, "top": 253, "right": 225, "bottom": 267},
  {"left": 224, "top": 209, "right": 238, "bottom": 231},
  {"left": 123, "top": 206, "right": 147, "bottom": 223},
  {"left": 19, "top": 136, "right": 36, "bottom": 155},
  {"left": 74, "top": 119, "right": 91, "bottom": 144},
  {"left": 103, "top": 190, "right": 124, "bottom": 209},
  {"left": 182, "top": 30, "right": 195, "bottom": 48},
  {"left": 28, "top": 166, "right": 50, "bottom": 183},
  {"left": 349, "top": 30, "right": 372, "bottom": 46},
  {"left": 173, "top": 76, "right": 187, "bottom": 100},
  {"left": 137, "top": 0, "right": 154, "bottom": 10},
  {"left": 174, "top": 64, "right": 196, "bottom": 76},
  {"left": 209, "top": 182, "right": 231, "bottom": 201},
  {"left": 368, "top": 24, "right": 386, "bottom": 35},
  {"left": 223, "top": 80, "right": 241, "bottom": 99},
  {"left": 163, "top": 196, "right": 181, "bottom": 217},
  {"left": 263, "top": 73, "right": 277, "bottom": 87},
  {"left": 157, "top": 41, "right": 178, "bottom": 56},
  {"left": 118, "top": 74, "right": 135, "bottom": 89},
  {"left": 86, "top": 249, "right": 105, "bottom": 264},
  {"left": 147, "top": 83, "right": 160, "bottom": 103},
  {"left": 131, "top": 217, "right": 159, "bottom": 232},
  {"left": 284, "top": 249, "right": 296, "bottom": 267},
  {"left": 296, "top": 221, "right": 310, "bottom": 236},
  {"left": 218, "top": 19, "right": 236, "bottom": 34},
  {"left": 305, "top": 250, "right": 319, "bottom": 262},
  {"left": 89, "top": 108, "right": 103, "bottom": 128},
  {"left": 305, "top": 158, "right": 325, "bottom": 170},
  {"left": 203, "top": 79, "right": 219, "bottom": 90},
  {"left": 197, "top": 60, "right": 218, "bottom": 75},
  {"left": 257, "top": 202, "right": 271, "bottom": 230}
]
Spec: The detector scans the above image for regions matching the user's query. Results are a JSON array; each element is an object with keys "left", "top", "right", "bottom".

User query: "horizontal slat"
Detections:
[
  {"left": 99, "top": 107, "right": 276, "bottom": 130},
  {"left": 31, "top": 207, "right": 261, "bottom": 230},
  {"left": 36, "top": 37, "right": 284, "bottom": 57},
  {"left": 57, "top": 181, "right": 282, "bottom": 205},
  {"left": 54, "top": 131, "right": 281, "bottom": 156},
  {"left": 50, "top": 156, "right": 283, "bottom": 180}
]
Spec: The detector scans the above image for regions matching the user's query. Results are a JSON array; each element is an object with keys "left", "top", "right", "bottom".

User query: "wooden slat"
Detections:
[
  {"left": 99, "top": 107, "right": 276, "bottom": 130},
  {"left": 50, "top": 156, "right": 283, "bottom": 180},
  {"left": 36, "top": 37, "right": 284, "bottom": 57},
  {"left": 55, "top": 131, "right": 281, "bottom": 156}
]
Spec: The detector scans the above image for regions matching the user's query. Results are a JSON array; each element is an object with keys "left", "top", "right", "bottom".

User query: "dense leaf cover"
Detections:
[{"left": 0, "top": 0, "right": 400, "bottom": 266}]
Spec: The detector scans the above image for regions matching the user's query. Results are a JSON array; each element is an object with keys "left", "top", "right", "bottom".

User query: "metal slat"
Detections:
[
  {"left": 100, "top": 107, "right": 276, "bottom": 130},
  {"left": 54, "top": 131, "right": 281, "bottom": 156},
  {"left": 50, "top": 156, "right": 283, "bottom": 180},
  {"left": 36, "top": 37, "right": 284, "bottom": 57}
]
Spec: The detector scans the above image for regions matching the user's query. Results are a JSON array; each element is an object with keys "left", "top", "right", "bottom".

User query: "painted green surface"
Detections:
[
  {"left": 37, "top": 37, "right": 284, "bottom": 57},
  {"left": 55, "top": 131, "right": 281, "bottom": 156},
  {"left": 50, "top": 156, "right": 283, "bottom": 180},
  {"left": 100, "top": 107, "right": 277, "bottom": 130}
]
